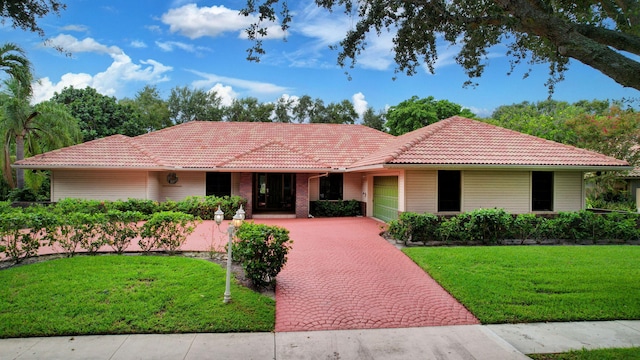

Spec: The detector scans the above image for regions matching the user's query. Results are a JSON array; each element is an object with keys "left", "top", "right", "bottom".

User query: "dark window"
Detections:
[
  {"left": 532, "top": 171, "right": 553, "bottom": 211},
  {"left": 319, "top": 173, "right": 343, "bottom": 200},
  {"left": 206, "top": 173, "right": 231, "bottom": 197},
  {"left": 438, "top": 170, "right": 461, "bottom": 212}
]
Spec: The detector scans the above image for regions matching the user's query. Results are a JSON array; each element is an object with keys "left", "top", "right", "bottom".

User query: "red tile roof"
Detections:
[
  {"left": 14, "top": 117, "right": 630, "bottom": 171},
  {"left": 14, "top": 134, "right": 167, "bottom": 169},
  {"left": 351, "top": 116, "right": 630, "bottom": 168}
]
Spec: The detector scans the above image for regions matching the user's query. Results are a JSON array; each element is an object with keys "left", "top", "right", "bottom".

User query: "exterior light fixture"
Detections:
[{"left": 214, "top": 205, "right": 245, "bottom": 304}]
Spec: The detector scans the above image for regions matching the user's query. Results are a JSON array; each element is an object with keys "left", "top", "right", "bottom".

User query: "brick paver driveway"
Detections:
[{"left": 255, "top": 217, "right": 479, "bottom": 332}]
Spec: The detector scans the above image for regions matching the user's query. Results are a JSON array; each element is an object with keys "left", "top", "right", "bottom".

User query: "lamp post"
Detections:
[{"left": 214, "top": 204, "right": 245, "bottom": 304}]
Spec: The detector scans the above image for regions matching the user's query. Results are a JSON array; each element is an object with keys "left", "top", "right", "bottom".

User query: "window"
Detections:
[
  {"left": 319, "top": 173, "right": 343, "bottom": 200},
  {"left": 206, "top": 173, "right": 231, "bottom": 197},
  {"left": 438, "top": 170, "right": 461, "bottom": 212},
  {"left": 532, "top": 171, "right": 553, "bottom": 211}
]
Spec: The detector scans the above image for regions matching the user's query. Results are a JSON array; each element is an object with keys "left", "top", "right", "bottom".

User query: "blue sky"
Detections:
[{"left": 3, "top": 0, "right": 639, "bottom": 118}]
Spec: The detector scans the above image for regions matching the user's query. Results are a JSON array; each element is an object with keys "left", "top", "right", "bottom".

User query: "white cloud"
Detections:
[
  {"left": 161, "top": 4, "right": 285, "bottom": 40},
  {"left": 285, "top": 4, "right": 396, "bottom": 71},
  {"left": 32, "top": 34, "right": 173, "bottom": 103},
  {"left": 61, "top": 24, "right": 88, "bottom": 32},
  {"left": 352, "top": 92, "right": 368, "bottom": 117},
  {"left": 355, "top": 31, "right": 395, "bottom": 71},
  {"left": 48, "top": 34, "right": 121, "bottom": 56},
  {"left": 145, "top": 25, "right": 162, "bottom": 34},
  {"left": 155, "top": 40, "right": 211, "bottom": 55},
  {"left": 130, "top": 40, "right": 147, "bottom": 48},
  {"left": 190, "top": 70, "right": 289, "bottom": 95},
  {"left": 210, "top": 83, "right": 238, "bottom": 107},
  {"left": 465, "top": 105, "right": 493, "bottom": 118},
  {"left": 297, "top": 5, "right": 351, "bottom": 46}
]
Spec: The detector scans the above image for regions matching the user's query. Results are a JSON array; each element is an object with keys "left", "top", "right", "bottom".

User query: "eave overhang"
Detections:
[{"left": 381, "top": 164, "right": 635, "bottom": 172}]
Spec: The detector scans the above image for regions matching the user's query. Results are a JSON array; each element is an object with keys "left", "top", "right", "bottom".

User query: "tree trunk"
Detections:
[
  {"left": 494, "top": 0, "right": 640, "bottom": 91},
  {"left": 15, "top": 134, "right": 24, "bottom": 189},
  {"left": 2, "top": 141, "right": 15, "bottom": 188}
]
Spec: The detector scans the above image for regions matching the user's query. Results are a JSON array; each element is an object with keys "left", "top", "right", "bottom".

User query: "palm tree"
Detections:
[
  {"left": 0, "top": 43, "right": 32, "bottom": 95},
  {"left": 0, "top": 77, "right": 81, "bottom": 189}
]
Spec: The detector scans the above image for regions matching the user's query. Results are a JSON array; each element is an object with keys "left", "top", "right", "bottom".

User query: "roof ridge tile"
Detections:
[
  {"left": 125, "top": 137, "right": 170, "bottom": 167},
  {"left": 218, "top": 140, "right": 333, "bottom": 169},
  {"left": 381, "top": 118, "right": 453, "bottom": 163}
]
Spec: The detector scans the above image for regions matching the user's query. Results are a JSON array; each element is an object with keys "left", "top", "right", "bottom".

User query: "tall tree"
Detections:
[
  {"left": 167, "top": 86, "right": 223, "bottom": 124},
  {"left": 362, "top": 107, "right": 385, "bottom": 131},
  {"left": 273, "top": 95, "right": 294, "bottom": 123},
  {"left": 243, "top": 0, "right": 640, "bottom": 92},
  {"left": 0, "top": 77, "right": 81, "bottom": 189},
  {"left": 120, "top": 85, "right": 171, "bottom": 132},
  {"left": 566, "top": 106, "right": 640, "bottom": 167},
  {"left": 50, "top": 86, "right": 144, "bottom": 141},
  {"left": 292, "top": 95, "right": 314, "bottom": 123},
  {"left": 312, "top": 100, "right": 358, "bottom": 124},
  {"left": 487, "top": 99, "right": 615, "bottom": 144},
  {"left": 385, "top": 96, "right": 475, "bottom": 135},
  {"left": 0, "top": 0, "right": 65, "bottom": 37},
  {"left": 0, "top": 43, "right": 32, "bottom": 94},
  {"left": 224, "top": 97, "right": 274, "bottom": 122}
]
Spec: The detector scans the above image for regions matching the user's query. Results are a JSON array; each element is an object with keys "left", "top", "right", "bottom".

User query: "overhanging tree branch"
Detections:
[{"left": 494, "top": 0, "right": 640, "bottom": 90}]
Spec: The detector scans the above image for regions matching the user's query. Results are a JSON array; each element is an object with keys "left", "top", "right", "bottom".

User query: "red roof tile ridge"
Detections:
[
  {"left": 216, "top": 139, "right": 275, "bottom": 166},
  {"left": 381, "top": 117, "right": 454, "bottom": 163},
  {"left": 274, "top": 141, "right": 330, "bottom": 166},
  {"left": 218, "top": 140, "right": 333, "bottom": 168},
  {"left": 125, "top": 137, "right": 171, "bottom": 167}
]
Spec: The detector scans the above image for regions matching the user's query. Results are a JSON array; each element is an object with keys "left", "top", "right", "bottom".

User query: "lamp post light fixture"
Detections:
[{"left": 214, "top": 204, "right": 245, "bottom": 304}]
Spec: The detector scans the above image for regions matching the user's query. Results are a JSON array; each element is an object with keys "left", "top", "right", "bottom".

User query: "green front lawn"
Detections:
[
  {"left": 403, "top": 246, "right": 640, "bottom": 323},
  {"left": 0, "top": 256, "right": 274, "bottom": 338},
  {"left": 529, "top": 347, "right": 640, "bottom": 359}
]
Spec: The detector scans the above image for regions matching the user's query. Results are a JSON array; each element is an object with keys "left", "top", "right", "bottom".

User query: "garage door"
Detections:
[{"left": 373, "top": 176, "right": 398, "bottom": 222}]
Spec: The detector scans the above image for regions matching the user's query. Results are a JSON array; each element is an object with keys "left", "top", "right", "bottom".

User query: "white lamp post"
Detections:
[{"left": 214, "top": 204, "right": 245, "bottom": 304}]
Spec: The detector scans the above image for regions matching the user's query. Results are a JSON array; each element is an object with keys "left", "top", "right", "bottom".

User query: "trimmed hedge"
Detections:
[
  {"left": 388, "top": 209, "right": 640, "bottom": 245},
  {"left": 0, "top": 196, "right": 241, "bottom": 264},
  {"left": 310, "top": 200, "right": 362, "bottom": 217},
  {"left": 50, "top": 195, "right": 247, "bottom": 220}
]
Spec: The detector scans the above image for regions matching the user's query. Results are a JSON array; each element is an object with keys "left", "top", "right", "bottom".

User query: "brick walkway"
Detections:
[{"left": 256, "top": 217, "right": 479, "bottom": 332}]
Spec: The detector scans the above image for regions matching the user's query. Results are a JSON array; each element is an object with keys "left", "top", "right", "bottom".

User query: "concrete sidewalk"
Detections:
[{"left": 2, "top": 321, "right": 639, "bottom": 360}]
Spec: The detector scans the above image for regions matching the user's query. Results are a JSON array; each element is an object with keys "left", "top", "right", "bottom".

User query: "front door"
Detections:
[{"left": 255, "top": 173, "right": 295, "bottom": 211}]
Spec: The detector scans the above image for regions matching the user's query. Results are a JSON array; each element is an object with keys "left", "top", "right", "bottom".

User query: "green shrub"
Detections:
[
  {"left": 389, "top": 209, "right": 640, "bottom": 245},
  {"left": 0, "top": 210, "right": 52, "bottom": 263},
  {"left": 234, "top": 222, "right": 292, "bottom": 289},
  {"left": 311, "top": 200, "right": 362, "bottom": 217},
  {"left": 549, "top": 211, "right": 607, "bottom": 243},
  {"left": 78, "top": 213, "right": 109, "bottom": 254},
  {"left": 139, "top": 212, "right": 199, "bottom": 254},
  {"left": 436, "top": 215, "right": 466, "bottom": 243},
  {"left": 388, "top": 212, "right": 439, "bottom": 245},
  {"left": 176, "top": 195, "right": 247, "bottom": 220},
  {"left": 7, "top": 187, "right": 38, "bottom": 202},
  {"left": 109, "top": 199, "right": 160, "bottom": 215},
  {"left": 102, "top": 210, "right": 146, "bottom": 254},
  {"left": 0, "top": 201, "right": 13, "bottom": 214},
  {"left": 603, "top": 212, "right": 640, "bottom": 242},
  {"left": 463, "top": 208, "right": 513, "bottom": 244},
  {"left": 45, "top": 212, "right": 102, "bottom": 257},
  {"left": 53, "top": 198, "right": 109, "bottom": 215}
]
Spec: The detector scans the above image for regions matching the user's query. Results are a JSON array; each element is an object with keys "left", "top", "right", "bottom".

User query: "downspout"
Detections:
[{"left": 307, "top": 172, "right": 329, "bottom": 218}]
